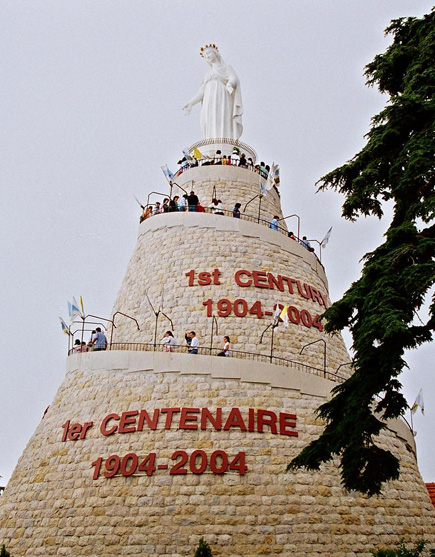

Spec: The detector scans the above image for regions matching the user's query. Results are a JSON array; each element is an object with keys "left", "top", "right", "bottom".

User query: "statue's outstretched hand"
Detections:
[
  {"left": 183, "top": 103, "right": 192, "bottom": 116},
  {"left": 226, "top": 84, "right": 234, "bottom": 95}
]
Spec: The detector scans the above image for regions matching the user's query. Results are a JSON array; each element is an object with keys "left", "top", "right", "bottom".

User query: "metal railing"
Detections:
[
  {"left": 188, "top": 138, "right": 257, "bottom": 160},
  {"left": 172, "top": 158, "right": 265, "bottom": 179},
  {"left": 73, "top": 342, "right": 347, "bottom": 384}
]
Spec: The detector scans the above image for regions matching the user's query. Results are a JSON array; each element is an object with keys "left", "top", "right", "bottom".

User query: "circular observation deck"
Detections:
[{"left": 188, "top": 138, "right": 257, "bottom": 161}]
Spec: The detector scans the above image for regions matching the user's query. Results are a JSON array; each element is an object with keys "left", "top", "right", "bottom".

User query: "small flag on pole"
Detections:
[
  {"left": 80, "top": 295, "right": 85, "bottom": 316},
  {"left": 279, "top": 304, "right": 289, "bottom": 327},
  {"left": 273, "top": 164, "right": 280, "bottom": 186},
  {"left": 133, "top": 195, "right": 144, "bottom": 209},
  {"left": 161, "top": 165, "right": 174, "bottom": 182},
  {"left": 193, "top": 147, "right": 202, "bottom": 160},
  {"left": 68, "top": 299, "right": 81, "bottom": 322},
  {"left": 321, "top": 227, "right": 333, "bottom": 248},
  {"left": 267, "top": 163, "right": 280, "bottom": 190},
  {"left": 411, "top": 389, "right": 424, "bottom": 415},
  {"left": 59, "top": 317, "right": 71, "bottom": 335},
  {"left": 72, "top": 296, "right": 84, "bottom": 318},
  {"left": 273, "top": 304, "right": 281, "bottom": 326}
]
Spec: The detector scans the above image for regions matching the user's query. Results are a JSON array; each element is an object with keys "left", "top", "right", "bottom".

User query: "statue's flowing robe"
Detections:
[{"left": 199, "top": 63, "right": 243, "bottom": 140}]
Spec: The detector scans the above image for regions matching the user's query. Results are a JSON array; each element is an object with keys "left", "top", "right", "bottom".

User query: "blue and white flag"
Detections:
[
  {"left": 59, "top": 316, "right": 71, "bottom": 335},
  {"left": 273, "top": 164, "right": 280, "bottom": 186},
  {"left": 321, "top": 227, "right": 333, "bottom": 248},
  {"left": 68, "top": 299, "right": 81, "bottom": 322},
  {"left": 161, "top": 165, "right": 174, "bottom": 182}
]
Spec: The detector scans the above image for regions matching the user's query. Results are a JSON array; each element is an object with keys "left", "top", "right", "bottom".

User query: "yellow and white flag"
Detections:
[
  {"left": 279, "top": 304, "right": 289, "bottom": 327},
  {"left": 193, "top": 147, "right": 202, "bottom": 160},
  {"left": 411, "top": 389, "right": 424, "bottom": 415}
]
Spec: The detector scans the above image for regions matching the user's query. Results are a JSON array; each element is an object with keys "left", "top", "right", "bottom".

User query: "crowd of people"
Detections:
[
  {"left": 74, "top": 329, "right": 231, "bottom": 358},
  {"left": 140, "top": 194, "right": 314, "bottom": 252},
  {"left": 163, "top": 331, "right": 230, "bottom": 357},
  {"left": 140, "top": 191, "right": 244, "bottom": 222},
  {"left": 73, "top": 327, "right": 107, "bottom": 353},
  {"left": 174, "top": 147, "right": 270, "bottom": 177}
]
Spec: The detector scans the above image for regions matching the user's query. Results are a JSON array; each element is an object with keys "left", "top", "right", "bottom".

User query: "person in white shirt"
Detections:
[
  {"left": 209, "top": 198, "right": 225, "bottom": 215},
  {"left": 231, "top": 150, "right": 240, "bottom": 166},
  {"left": 218, "top": 336, "right": 231, "bottom": 357},
  {"left": 178, "top": 195, "right": 188, "bottom": 212},
  {"left": 208, "top": 198, "right": 220, "bottom": 214},
  {"left": 161, "top": 331, "right": 176, "bottom": 352},
  {"left": 215, "top": 199, "right": 224, "bottom": 215},
  {"left": 186, "top": 331, "right": 199, "bottom": 354}
]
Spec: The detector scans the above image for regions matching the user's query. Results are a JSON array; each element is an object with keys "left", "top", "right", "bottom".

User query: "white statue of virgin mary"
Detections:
[{"left": 183, "top": 44, "right": 243, "bottom": 140}]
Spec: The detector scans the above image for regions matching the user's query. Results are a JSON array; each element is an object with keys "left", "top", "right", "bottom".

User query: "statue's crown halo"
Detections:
[{"left": 200, "top": 44, "right": 219, "bottom": 57}]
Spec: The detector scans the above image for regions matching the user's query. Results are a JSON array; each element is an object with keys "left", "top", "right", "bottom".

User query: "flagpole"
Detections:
[
  {"left": 210, "top": 316, "right": 218, "bottom": 354},
  {"left": 258, "top": 194, "right": 263, "bottom": 224},
  {"left": 270, "top": 323, "right": 275, "bottom": 363}
]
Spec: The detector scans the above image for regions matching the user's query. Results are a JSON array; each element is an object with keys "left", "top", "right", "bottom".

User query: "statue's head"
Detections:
[{"left": 200, "top": 44, "right": 221, "bottom": 65}]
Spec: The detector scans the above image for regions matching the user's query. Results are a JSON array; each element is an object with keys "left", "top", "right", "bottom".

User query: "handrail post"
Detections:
[
  {"left": 280, "top": 214, "right": 301, "bottom": 240},
  {"left": 300, "top": 339, "right": 327, "bottom": 378}
]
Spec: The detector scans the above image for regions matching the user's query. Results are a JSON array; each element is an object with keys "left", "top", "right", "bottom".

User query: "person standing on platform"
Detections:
[
  {"left": 218, "top": 336, "right": 231, "bottom": 357},
  {"left": 187, "top": 191, "right": 199, "bottom": 212},
  {"left": 301, "top": 236, "right": 311, "bottom": 250},
  {"left": 178, "top": 194, "right": 188, "bottom": 212},
  {"left": 231, "top": 149, "right": 240, "bottom": 165},
  {"left": 92, "top": 328, "right": 107, "bottom": 351},
  {"left": 169, "top": 196, "right": 179, "bottom": 212},
  {"left": 73, "top": 339, "right": 87, "bottom": 353},
  {"left": 233, "top": 203, "right": 241, "bottom": 218},
  {"left": 215, "top": 200, "right": 224, "bottom": 215},
  {"left": 269, "top": 216, "right": 279, "bottom": 231},
  {"left": 186, "top": 331, "right": 199, "bottom": 354},
  {"left": 209, "top": 198, "right": 220, "bottom": 214},
  {"left": 161, "top": 331, "right": 176, "bottom": 352}
]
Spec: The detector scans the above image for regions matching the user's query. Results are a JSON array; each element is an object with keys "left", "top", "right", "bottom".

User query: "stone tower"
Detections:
[
  {"left": 1, "top": 63, "right": 435, "bottom": 555},
  {"left": 1, "top": 137, "right": 434, "bottom": 556}
]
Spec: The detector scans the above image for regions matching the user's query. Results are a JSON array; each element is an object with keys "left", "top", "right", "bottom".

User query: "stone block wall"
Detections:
[
  {"left": 110, "top": 214, "right": 347, "bottom": 377},
  {"left": 1, "top": 352, "right": 433, "bottom": 556}
]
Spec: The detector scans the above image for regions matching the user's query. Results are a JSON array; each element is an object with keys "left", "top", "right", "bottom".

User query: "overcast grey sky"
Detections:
[{"left": 1, "top": 0, "right": 433, "bottom": 485}]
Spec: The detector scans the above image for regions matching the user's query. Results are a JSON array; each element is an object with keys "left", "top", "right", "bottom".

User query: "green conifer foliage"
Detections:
[
  {"left": 289, "top": 9, "right": 434, "bottom": 495},
  {"left": 0, "top": 544, "right": 11, "bottom": 557},
  {"left": 372, "top": 538, "right": 435, "bottom": 556},
  {"left": 194, "top": 537, "right": 213, "bottom": 557}
]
